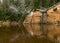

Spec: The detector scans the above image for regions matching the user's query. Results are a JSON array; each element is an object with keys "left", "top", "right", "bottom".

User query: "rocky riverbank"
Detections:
[{"left": 0, "top": 20, "right": 20, "bottom": 27}]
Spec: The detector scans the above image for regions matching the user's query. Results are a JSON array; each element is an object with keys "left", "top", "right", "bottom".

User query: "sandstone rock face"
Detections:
[
  {"left": 23, "top": 10, "right": 42, "bottom": 24},
  {"left": 47, "top": 4, "right": 60, "bottom": 23},
  {"left": 24, "top": 3, "right": 60, "bottom": 24}
]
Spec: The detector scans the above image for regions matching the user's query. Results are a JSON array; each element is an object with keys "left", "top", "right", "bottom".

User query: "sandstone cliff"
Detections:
[
  {"left": 47, "top": 3, "right": 60, "bottom": 23},
  {"left": 23, "top": 10, "right": 42, "bottom": 24}
]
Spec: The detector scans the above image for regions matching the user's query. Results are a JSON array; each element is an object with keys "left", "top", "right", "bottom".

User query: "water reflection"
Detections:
[
  {"left": 23, "top": 24, "right": 60, "bottom": 43},
  {"left": 0, "top": 24, "right": 60, "bottom": 43},
  {"left": 47, "top": 24, "right": 60, "bottom": 43},
  {"left": 23, "top": 24, "right": 42, "bottom": 36}
]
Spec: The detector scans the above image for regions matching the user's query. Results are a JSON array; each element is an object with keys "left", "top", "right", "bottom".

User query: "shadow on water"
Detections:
[{"left": 0, "top": 24, "right": 60, "bottom": 43}]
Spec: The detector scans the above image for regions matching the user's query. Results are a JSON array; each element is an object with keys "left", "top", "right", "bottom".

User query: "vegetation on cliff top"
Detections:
[{"left": 0, "top": 0, "right": 60, "bottom": 22}]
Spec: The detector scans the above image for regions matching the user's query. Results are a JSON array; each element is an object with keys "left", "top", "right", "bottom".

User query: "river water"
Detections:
[{"left": 0, "top": 24, "right": 60, "bottom": 43}]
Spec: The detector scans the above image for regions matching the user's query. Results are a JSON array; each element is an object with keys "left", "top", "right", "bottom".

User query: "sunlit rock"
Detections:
[
  {"left": 2, "top": 20, "right": 11, "bottom": 27},
  {"left": 23, "top": 9, "right": 42, "bottom": 24},
  {"left": 47, "top": 2, "right": 60, "bottom": 24},
  {"left": 23, "top": 12, "right": 33, "bottom": 23}
]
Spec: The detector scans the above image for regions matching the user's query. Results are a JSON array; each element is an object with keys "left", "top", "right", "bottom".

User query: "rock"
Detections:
[
  {"left": 11, "top": 21, "right": 18, "bottom": 26},
  {"left": 23, "top": 9, "right": 42, "bottom": 24},
  {"left": 47, "top": 3, "right": 60, "bottom": 24},
  {"left": 2, "top": 20, "right": 11, "bottom": 27}
]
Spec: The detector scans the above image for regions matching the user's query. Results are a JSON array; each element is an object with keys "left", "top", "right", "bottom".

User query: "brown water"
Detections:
[{"left": 0, "top": 24, "right": 60, "bottom": 43}]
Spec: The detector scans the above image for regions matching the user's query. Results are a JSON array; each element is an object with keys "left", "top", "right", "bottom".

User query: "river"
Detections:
[{"left": 0, "top": 24, "right": 60, "bottom": 43}]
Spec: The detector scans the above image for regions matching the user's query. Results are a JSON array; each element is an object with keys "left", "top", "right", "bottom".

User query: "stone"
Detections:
[
  {"left": 47, "top": 2, "right": 60, "bottom": 24},
  {"left": 23, "top": 9, "right": 42, "bottom": 24}
]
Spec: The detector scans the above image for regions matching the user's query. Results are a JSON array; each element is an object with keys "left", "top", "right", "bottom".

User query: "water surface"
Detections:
[{"left": 0, "top": 24, "right": 60, "bottom": 43}]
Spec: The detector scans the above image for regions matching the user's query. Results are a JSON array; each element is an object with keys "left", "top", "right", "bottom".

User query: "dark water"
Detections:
[{"left": 0, "top": 24, "right": 60, "bottom": 43}]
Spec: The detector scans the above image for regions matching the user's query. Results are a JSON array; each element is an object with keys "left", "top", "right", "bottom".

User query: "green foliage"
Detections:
[
  {"left": 33, "top": 0, "right": 60, "bottom": 8},
  {"left": 33, "top": 0, "right": 40, "bottom": 9},
  {"left": 42, "top": 0, "right": 60, "bottom": 8},
  {"left": 0, "top": 6, "right": 22, "bottom": 21},
  {"left": 0, "top": 7, "right": 7, "bottom": 20},
  {"left": 0, "top": 0, "right": 60, "bottom": 22}
]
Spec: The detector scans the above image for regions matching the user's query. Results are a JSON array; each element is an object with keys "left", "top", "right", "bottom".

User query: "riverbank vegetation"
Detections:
[{"left": 0, "top": 0, "right": 60, "bottom": 23}]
